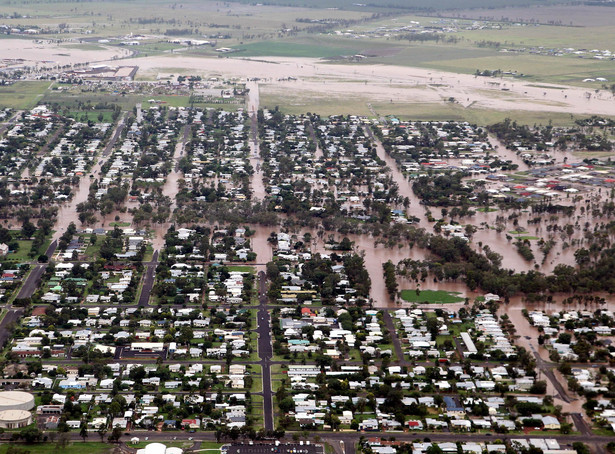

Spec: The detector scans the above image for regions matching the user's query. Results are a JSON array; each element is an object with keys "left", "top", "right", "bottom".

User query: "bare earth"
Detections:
[
  {"left": 0, "top": 39, "right": 129, "bottom": 67},
  {"left": 107, "top": 54, "right": 615, "bottom": 116}
]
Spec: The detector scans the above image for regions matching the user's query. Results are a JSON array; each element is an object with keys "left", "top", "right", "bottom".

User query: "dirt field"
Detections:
[
  {"left": 109, "top": 54, "right": 615, "bottom": 117},
  {"left": 0, "top": 39, "right": 129, "bottom": 67}
]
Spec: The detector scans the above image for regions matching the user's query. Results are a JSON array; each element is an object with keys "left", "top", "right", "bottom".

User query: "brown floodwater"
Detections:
[
  {"left": 247, "top": 82, "right": 267, "bottom": 201},
  {"left": 53, "top": 155, "right": 107, "bottom": 239},
  {"left": 248, "top": 223, "right": 468, "bottom": 307},
  {"left": 370, "top": 131, "right": 431, "bottom": 229}
]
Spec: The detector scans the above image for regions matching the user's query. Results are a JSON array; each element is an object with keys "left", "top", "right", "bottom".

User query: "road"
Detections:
[
  {"left": 256, "top": 270, "right": 274, "bottom": 431},
  {"left": 14, "top": 240, "right": 57, "bottom": 300},
  {"left": 102, "top": 113, "right": 127, "bottom": 156},
  {"left": 0, "top": 110, "right": 22, "bottom": 135},
  {"left": 138, "top": 251, "right": 159, "bottom": 307},
  {"left": 36, "top": 125, "right": 66, "bottom": 157},
  {"left": 381, "top": 310, "right": 408, "bottom": 366},
  {"left": 0, "top": 309, "right": 23, "bottom": 348},
  {"left": 13, "top": 427, "right": 615, "bottom": 451}
]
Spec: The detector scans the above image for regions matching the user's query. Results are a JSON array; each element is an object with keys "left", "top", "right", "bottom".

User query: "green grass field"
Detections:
[
  {"left": 399, "top": 289, "right": 465, "bottom": 304},
  {"left": 0, "top": 81, "right": 50, "bottom": 109},
  {"left": 0, "top": 443, "right": 112, "bottom": 454},
  {"left": 66, "top": 110, "right": 116, "bottom": 123},
  {"left": 227, "top": 265, "right": 256, "bottom": 273}
]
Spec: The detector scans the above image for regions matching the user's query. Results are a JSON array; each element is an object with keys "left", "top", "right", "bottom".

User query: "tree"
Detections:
[
  {"left": 560, "top": 422, "right": 573, "bottom": 434},
  {"left": 97, "top": 426, "right": 107, "bottom": 442},
  {"left": 426, "top": 445, "right": 444, "bottom": 454},
  {"left": 19, "top": 426, "right": 42, "bottom": 443},
  {"left": 80, "top": 421, "right": 88, "bottom": 442},
  {"left": 21, "top": 219, "right": 36, "bottom": 239},
  {"left": 529, "top": 380, "right": 547, "bottom": 394},
  {"left": 279, "top": 397, "right": 295, "bottom": 413},
  {"left": 108, "top": 427, "right": 122, "bottom": 443},
  {"left": 572, "top": 443, "right": 591, "bottom": 454}
]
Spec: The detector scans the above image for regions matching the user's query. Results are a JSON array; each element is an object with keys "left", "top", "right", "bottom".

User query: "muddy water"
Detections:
[
  {"left": 496, "top": 297, "right": 608, "bottom": 416},
  {"left": 250, "top": 154, "right": 267, "bottom": 201},
  {"left": 488, "top": 135, "right": 529, "bottom": 171},
  {"left": 469, "top": 208, "right": 578, "bottom": 274},
  {"left": 53, "top": 156, "right": 107, "bottom": 239},
  {"left": 248, "top": 223, "right": 468, "bottom": 307},
  {"left": 162, "top": 125, "right": 189, "bottom": 215},
  {"left": 368, "top": 129, "right": 430, "bottom": 229},
  {"left": 247, "top": 81, "right": 267, "bottom": 201}
]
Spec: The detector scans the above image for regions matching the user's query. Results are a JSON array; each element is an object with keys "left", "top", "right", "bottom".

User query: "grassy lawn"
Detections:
[
  {"left": 66, "top": 110, "right": 116, "bottom": 123},
  {"left": 4, "top": 240, "right": 35, "bottom": 262},
  {"left": 251, "top": 393, "right": 265, "bottom": 428},
  {"left": 0, "top": 442, "right": 113, "bottom": 454},
  {"left": 227, "top": 265, "right": 256, "bottom": 273},
  {"left": 249, "top": 364, "right": 263, "bottom": 393},
  {"left": 0, "top": 81, "right": 50, "bottom": 109},
  {"left": 399, "top": 289, "right": 465, "bottom": 304},
  {"left": 2, "top": 235, "right": 51, "bottom": 263}
]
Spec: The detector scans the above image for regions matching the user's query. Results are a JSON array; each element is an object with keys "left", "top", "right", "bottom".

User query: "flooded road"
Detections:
[
  {"left": 247, "top": 81, "right": 267, "bottom": 201},
  {"left": 496, "top": 297, "right": 607, "bottom": 417},
  {"left": 162, "top": 124, "right": 190, "bottom": 216},
  {"left": 367, "top": 127, "right": 430, "bottom": 229},
  {"left": 488, "top": 134, "right": 529, "bottom": 171}
]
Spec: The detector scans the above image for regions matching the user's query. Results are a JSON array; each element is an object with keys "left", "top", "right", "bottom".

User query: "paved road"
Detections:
[
  {"left": 381, "top": 310, "right": 408, "bottom": 365},
  {"left": 138, "top": 251, "right": 159, "bottom": 307},
  {"left": 570, "top": 412, "right": 593, "bottom": 437},
  {"left": 0, "top": 110, "right": 23, "bottom": 135},
  {"left": 529, "top": 344, "right": 573, "bottom": 404},
  {"left": 13, "top": 428, "right": 615, "bottom": 447},
  {"left": 15, "top": 240, "right": 58, "bottom": 300},
  {"left": 256, "top": 270, "right": 274, "bottom": 431},
  {"left": 36, "top": 125, "right": 66, "bottom": 157},
  {"left": 102, "top": 114, "right": 126, "bottom": 157},
  {"left": 0, "top": 309, "right": 23, "bottom": 348}
]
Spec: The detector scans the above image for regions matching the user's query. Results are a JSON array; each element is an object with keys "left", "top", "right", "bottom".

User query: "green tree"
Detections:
[
  {"left": 21, "top": 220, "right": 36, "bottom": 239},
  {"left": 108, "top": 427, "right": 122, "bottom": 443},
  {"left": 80, "top": 421, "right": 88, "bottom": 442}
]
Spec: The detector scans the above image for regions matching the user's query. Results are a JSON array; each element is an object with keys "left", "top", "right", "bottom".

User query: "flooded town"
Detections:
[{"left": 2, "top": 1, "right": 615, "bottom": 454}]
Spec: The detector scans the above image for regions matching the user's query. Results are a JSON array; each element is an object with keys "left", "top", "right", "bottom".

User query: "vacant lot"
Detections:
[
  {"left": 0, "top": 443, "right": 112, "bottom": 454},
  {"left": 0, "top": 81, "right": 49, "bottom": 109}
]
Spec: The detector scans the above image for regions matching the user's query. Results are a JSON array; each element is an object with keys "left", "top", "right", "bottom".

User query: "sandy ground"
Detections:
[
  {"left": 0, "top": 40, "right": 128, "bottom": 68},
  {"left": 103, "top": 54, "right": 615, "bottom": 116}
]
